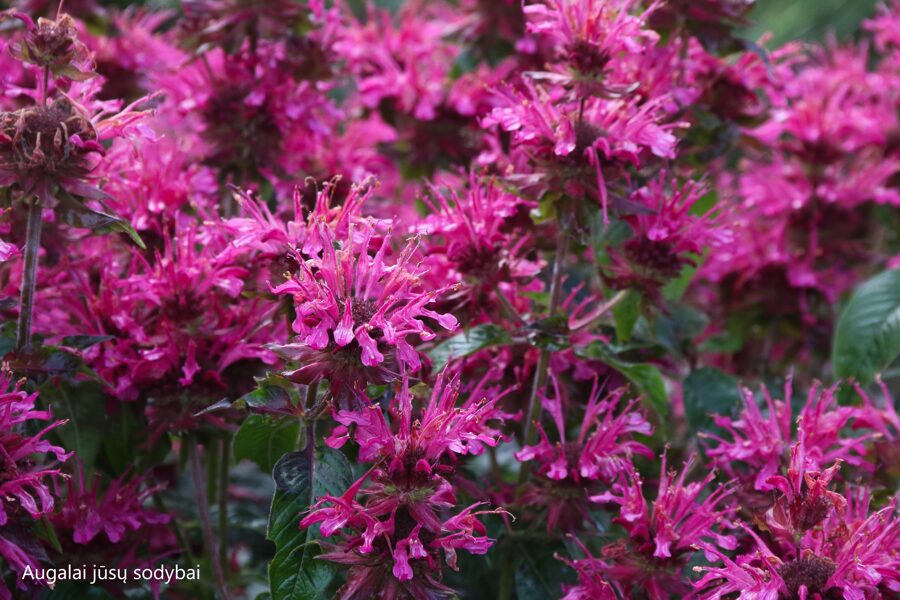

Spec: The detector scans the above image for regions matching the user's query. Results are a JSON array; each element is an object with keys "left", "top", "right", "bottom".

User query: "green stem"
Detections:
[
  {"left": 493, "top": 283, "right": 524, "bottom": 326},
  {"left": 218, "top": 436, "right": 230, "bottom": 569},
  {"left": 152, "top": 490, "right": 197, "bottom": 565},
  {"left": 189, "top": 438, "right": 231, "bottom": 600},
  {"left": 207, "top": 438, "right": 220, "bottom": 504},
  {"left": 517, "top": 216, "right": 572, "bottom": 490},
  {"left": 497, "top": 542, "right": 516, "bottom": 600},
  {"left": 16, "top": 198, "right": 43, "bottom": 352}
]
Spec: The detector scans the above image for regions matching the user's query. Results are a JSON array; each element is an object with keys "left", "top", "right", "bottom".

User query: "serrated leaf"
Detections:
[
  {"left": 832, "top": 269, "right": 900, "bottom": 384},
  {"left": 235, "top": 415, "right": 300, "bottom": 474},
  {"left": 683, "top": 367, "right": 742, "bottom": 432},
  {"left": 39, "top": 381, "right": 106, "bottom": 473},
  {"left": 267, "top": 448, "right": 352, "bottom": 600},
  {"left": 576, "top": 342, "right": 668, "bottom": 417},
  {"left": 429, "top": 324, "right": 511, "bottom": 372},
  {"left": 57, "top": 193, "right": 146, "bottom": 249}
]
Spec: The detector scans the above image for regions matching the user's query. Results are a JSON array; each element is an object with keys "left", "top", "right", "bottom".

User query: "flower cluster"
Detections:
[
  {"left": 0, "top": 368, "right": 69, "bottom": 598},
  {"left": 0, "top": 1, "right": 897, "bottom": 599},
  {"left": 302, "top": 369, "right": 509, "bottom": 598}
]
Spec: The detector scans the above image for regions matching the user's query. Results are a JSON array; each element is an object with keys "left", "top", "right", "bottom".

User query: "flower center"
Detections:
[
  {"left": 624, "top": 238, "right": 682, "bottom": 279},
  {"left": 566, "top": 40, "right": 612, "bottom": 75},
  {"left": 350, "top": 297, "right": 380, "bottom": 325},
  {"left": 1, "top": 98, "right": 96, "bottom": 175},
  {"left": 777, "top": 556, "right": 836, "bottom": 598}
]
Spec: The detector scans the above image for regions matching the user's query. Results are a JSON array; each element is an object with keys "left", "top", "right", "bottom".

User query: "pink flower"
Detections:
[
  {"left": 270, "top": 212, "right": 457, "bottom": 405},
  {"left": 325, "top": 367, "right": 510, "bottom": 469},
  {"left": 0, "top": 368, "right": 70, "bottom": 523},
  {"left": 605, "top": 175, "right": 732, "bottom": 298},
  {"left": 588, "top": 453, "right": 736, "bottom": 599},
  {"left": 48, "top": 223, "right": 278, "bottom": 425},
  {"left": 513, "top": 375, "right": 652, "bottom": 532},
  {"left": 303, "top": 369, "right": 508, "bottom": 598},
  {"left": 702, "top": 380, "right": 882, "bottom": 493},
  {"left": 335, "top": 2, "right": 460, "bottom": 121},
  {"left": 557, "top": 539, "right": 619, "bottom": 600},
  {"left": 482, "top": 79, "right": 679, "bottom": 221},
  {"left": 523, "top": 0, "right": 661, "bottom": 95},
  {"left": 53, "top": 466, "right": 171, "bottom": 545},
  {"left": 0, "top": 368, "right": 70, "bottom": 596},
  {"left": 417, "top": 173, "right": 541, "bottom": 324},
  {"left": 695, "top": 449, "right": 900, "bottom": 599}
]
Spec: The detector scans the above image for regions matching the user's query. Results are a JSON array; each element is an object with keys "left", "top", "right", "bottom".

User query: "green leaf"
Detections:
[
  {"left": 590, "top": 216, "right": 632, "bottom": 265},
  {"left": 612, "top": 290, "right": 641, "bottom": 343},
  {"left": 662, "top": 253, "right": 705, "bottom": 302},
  {"left": 103, "top": 403, "right": 141, "bottom": 475},
  {"left": 832, "top": 269, "right": 900, "bottom": 384},
  {"left": 614, "top": 362, "right": 668, "bottom": 417},
  {"left": 652, "top": 301, "right": 710, "bottom": 357},
  {"left": 234, "top": 415, "right": 300, "bottom": 474},
  {"left": 236, "top": 373, "right": 297, "bottom": 413},
  {"left": 57, "top": 193, "right": 146, "bottom": 249},
  {"left": 267, "top": 447, "right": 353, "bottom": 600},
  {"left": 530, "top": 192, "right": 560, "bottom": 224},
  {"left": 683, "top": 367, "right": 742, "bottom": 432},
  {"left": 514, "top": 542, "right": 576, "bottom": 600},
  {"left": 39, "top": 381, "right": 106, "bottom": 473},
  {"left": 577, "top": 343, "right": 668, "bottom": 417},
  {"left": 524, "top": 315, "right": 569, "bottom": 352},
  {"left": 429, "top": 324, "right": 511, "bottom": 372},
  {"left": 60, "top": 335, "right": 113, "bottom": 350}
]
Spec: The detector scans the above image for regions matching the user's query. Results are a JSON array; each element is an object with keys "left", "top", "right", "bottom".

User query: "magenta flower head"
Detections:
[
  {"left": 271, "top": 213, "right": 458, "bottom": 407},
  {"left": 482, "top": 79, "right": 679, "bottom": 223},
  {"left": 702, "top": 380, "right": 881, "bottom": 494},
  {"left": 588, "top": 453, "right": 736, "bottom": 599},
  {"left": 694, "top": 448, "right": 900, "bottom": 599},
  {"left": 557, "top": 538, "right": 619, "bottom": 600},
  {"left": 605, "top": 175, "right": 732, "bottom": 299},
  {"left": 418, "top": 174, "right": 540, "bottom": 324},
  {"left": 52, "top": 465, "right": 171, "bottom": 546},
  {"left": 514, "top": 374, "right": 652, "bottom": 531},
  {"left": 301, "top": 368, "right": 508, "bottom": 599},
  {"left": 523, "top": 0, "right": 660, "bottom": 95},
  {"left": 54, "top": 223, "right": 277, "bottom": 429},
  {"left": 0, "top": 367, "right": 70, "bottom": 595}
]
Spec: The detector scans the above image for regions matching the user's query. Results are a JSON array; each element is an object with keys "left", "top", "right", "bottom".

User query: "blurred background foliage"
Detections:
[{"left": 747, "top": 0, "right": 881, "bottom": 47}]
